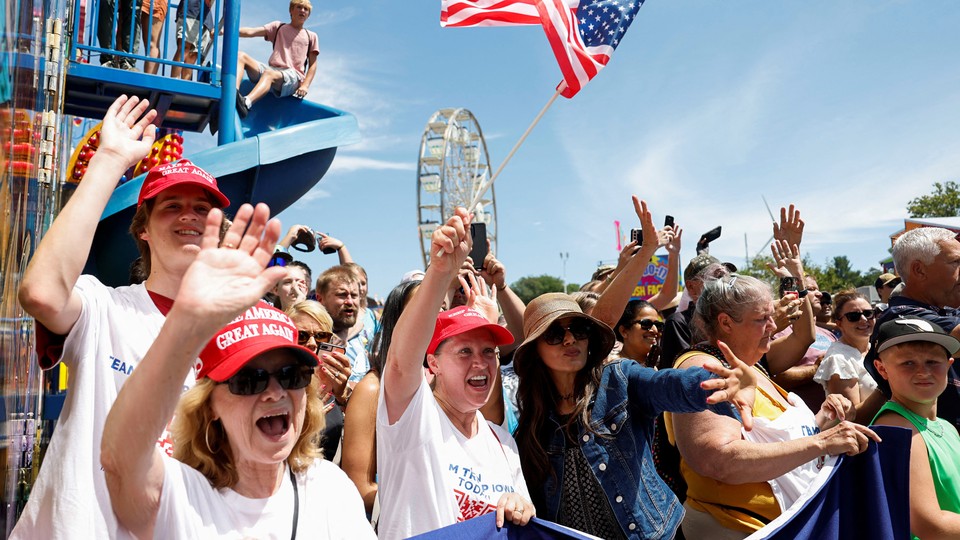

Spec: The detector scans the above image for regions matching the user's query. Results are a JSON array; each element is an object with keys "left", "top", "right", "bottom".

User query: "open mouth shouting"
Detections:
[
  {"left": 467, "top": 374, "right": 489, "bottom": 391},
  {"left": 256, "top": 411, "right": 291, "bottom": 441}
]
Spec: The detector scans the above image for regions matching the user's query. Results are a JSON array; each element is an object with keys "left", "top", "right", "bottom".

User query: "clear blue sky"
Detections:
[{"left": 188, "top": 0, "right": 960, "bottom": 300}]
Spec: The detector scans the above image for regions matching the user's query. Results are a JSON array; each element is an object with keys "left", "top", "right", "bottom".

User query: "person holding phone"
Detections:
[
  {"left": 285, "top": 300, "right": 352, "bottom": 462},
  {"left": 377, "top": 207, "right": 533, "bottom": 539},
  {"left": 594, "top": 210, "right": 682, "bottom": 314}
]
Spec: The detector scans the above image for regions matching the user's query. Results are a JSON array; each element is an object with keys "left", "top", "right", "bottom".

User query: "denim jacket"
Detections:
[{"left": 535, "top": 359, "right": 718, "bottom": 539}]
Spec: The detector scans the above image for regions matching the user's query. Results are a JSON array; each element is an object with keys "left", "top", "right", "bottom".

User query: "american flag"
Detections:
[
  {"left": 440, "top": 0, "right": 644, "bottom": 98},
  {"left": 538, "top": 0, "right": 645, "bottom": 97},
  {"left": 441, "top": 0, "right": 540, "bottom": 27}
]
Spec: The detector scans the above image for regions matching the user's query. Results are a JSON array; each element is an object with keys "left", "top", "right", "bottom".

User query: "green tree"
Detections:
[
  {"left": 510, "top": 274, "right": 565, "bottom": 304},
  {"left": 907, "top": 181, "right": 960, "bottom": 218}
]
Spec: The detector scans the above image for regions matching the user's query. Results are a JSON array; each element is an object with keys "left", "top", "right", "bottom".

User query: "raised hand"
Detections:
[
  {"left": 480, "top": 249, "right": 507, "bottom": 290},
  {"left": 773, "top": 204, "right": 804, "bottom": 249},
  {"left": 317, "top": 232, "right": 345, "bottom": 253},
  {"left": 631, "top": 196, "right": 658, "bottom": 251},
  {"left": 700, "top": 341, "right": 758, "bottom": 431},
  {"left": 768, "top": 238, "right": 804, "bottom": 279},
  {"left": 460, "top": 271, "right": 498, "bottom": 324},
  {"left": 430, "top": 207, "right": 472, "bottom": 274},
  {"left": 665, "top": 225, "right": 683, "bottom": 255},
  {"left": 97, "top": 95, "right": 158, "bottom": 170},
  {"left": 173, "top": 203, "right": 287, "bottom": 329},
  {"left": 773, "top": 294, "right": 803, "bottom": 331}
]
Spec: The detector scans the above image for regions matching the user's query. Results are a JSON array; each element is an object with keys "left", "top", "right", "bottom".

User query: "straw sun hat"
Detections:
[{"left": 513, "top": 293, "right": 616, "bottom": 367}]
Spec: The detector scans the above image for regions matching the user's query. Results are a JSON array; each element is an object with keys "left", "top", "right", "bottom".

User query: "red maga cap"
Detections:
[
  {"left": 427, "top": 306, "right": 514, "bottom": 355},
  {"left": 138, "top": 158, "right": 230, "bottom": 209},
  {"left": 196, "top": 302, "right": 318, "bottom": 382}
]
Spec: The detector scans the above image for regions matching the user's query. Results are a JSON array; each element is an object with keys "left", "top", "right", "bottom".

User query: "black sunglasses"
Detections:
[
  {"left": 222, "top": 364, "right": 314, "bottom": 396},
  {"left": 840, "top": 309, "right": 876, "bottom": 323},
  {"left": 542, "top": 319, "right": 593, "bottom": 345},
  {"left": 634, "top": 319, "right": 664, "bottom": 331},
  {"left": 297, "top": 330, "right": 333, "bottom": 345}
]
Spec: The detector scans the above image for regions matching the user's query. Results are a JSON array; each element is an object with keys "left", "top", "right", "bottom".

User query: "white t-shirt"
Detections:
[
  {"left": 813, "top": 341, "right": 878, "bottom": 397},
  {"left": 11, "top": 275, "right": 192, "bottom": 540},
  {"left": 155, "top": 456, "right": 374, "bottom": 539},
  {"left": 376, "top": 378, "right": 530, "bottom": 540}
]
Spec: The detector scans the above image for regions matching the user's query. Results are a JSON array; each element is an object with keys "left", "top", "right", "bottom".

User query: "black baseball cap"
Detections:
[
  {"left": 873, "top": 317, "right": 959, "bottom": 357},
  {"left": 866, "top": 317, "right": 960, "bottom": 398}
]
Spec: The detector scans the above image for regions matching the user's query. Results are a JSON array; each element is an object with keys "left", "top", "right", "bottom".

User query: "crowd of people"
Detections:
[{"left": 12, "top": 77, "right": 960, "bottom": 540}]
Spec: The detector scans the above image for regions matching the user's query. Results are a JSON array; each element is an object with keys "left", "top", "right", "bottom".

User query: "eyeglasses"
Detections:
[
  {"left": 297, "top": 330, "right": 333, "bottom": 345},
  {"left": 840, "top": 310, "right": 876, "bottom": 323},
  {"left": 634, "top": 319, "right": 664, "bottom": 331},
  {"left": 542, "top": 319, "right": 593, "bottom": 345},
  {"left": 222, "top": 364, "right": 314, "bottom": 395}
]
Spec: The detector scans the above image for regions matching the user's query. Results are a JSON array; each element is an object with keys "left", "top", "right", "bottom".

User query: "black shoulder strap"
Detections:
[{"left": 272, "top": 23, "right": 286, "bottom": 52}]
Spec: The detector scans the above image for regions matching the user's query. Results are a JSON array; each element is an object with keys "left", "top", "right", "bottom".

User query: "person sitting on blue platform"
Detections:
[{"left": 235, "top": 0, "right": 320, "bottom": 118}]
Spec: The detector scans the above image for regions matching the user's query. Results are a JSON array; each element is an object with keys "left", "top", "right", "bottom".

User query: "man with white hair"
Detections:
[{"left": 866, "top": 226, "right": 960, "bottom": 429}]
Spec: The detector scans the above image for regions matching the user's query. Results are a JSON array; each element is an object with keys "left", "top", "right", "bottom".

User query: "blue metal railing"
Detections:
[
  {"left": 68, "top": 0, "right": 241, "bottom": 142},
  {"left": 74, "top": 0, "right": 221, "bottom": 78}
]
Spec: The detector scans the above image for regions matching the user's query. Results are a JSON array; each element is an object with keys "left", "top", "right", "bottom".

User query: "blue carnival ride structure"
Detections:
[{"left": 65, "top": 0, "right": 360, "bottom": 286}]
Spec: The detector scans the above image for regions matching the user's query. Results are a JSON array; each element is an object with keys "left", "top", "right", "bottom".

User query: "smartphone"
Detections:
[
  {"left": 779, "top": 276, "right": 798, "bottom": 299},
  {"left": 318, "top": 342, "right": 346, "bottom": 356},
  {"left": 702, "top": 226, "right": 722, "bottom": 244},
  {"left": 469, "top": 222, "right": 488, "bottom": 269},
  {"left": 314, "top": 231, "right": 339, "bottom": 255},
  {"left": 630, "top": 228, "right": 643, "bottom": 246},
  {"left": 664, "top": 215, "right": 675, "bottom": 228}
]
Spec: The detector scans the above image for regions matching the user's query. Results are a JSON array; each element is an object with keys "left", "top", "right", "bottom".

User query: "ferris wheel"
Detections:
[{"left": 416, "top": 108, "right": 497, "bottom": 268}]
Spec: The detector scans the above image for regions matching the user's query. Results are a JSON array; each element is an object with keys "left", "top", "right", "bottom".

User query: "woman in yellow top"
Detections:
[{"left": 667, "top": 274, "right": 880, "bottom": 539}]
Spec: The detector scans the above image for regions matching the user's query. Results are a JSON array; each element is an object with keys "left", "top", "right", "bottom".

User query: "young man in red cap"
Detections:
[
  {"left": 14, "top": 95, "right": 230, "bottom": 539},
  {"left": 376, "top": 207, "right": 534, "bottom": 539}
]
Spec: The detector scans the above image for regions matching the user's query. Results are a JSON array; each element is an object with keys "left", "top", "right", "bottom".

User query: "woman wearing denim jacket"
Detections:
[{"left": 512, "top": 292, "right": 757, "bottom": 539}]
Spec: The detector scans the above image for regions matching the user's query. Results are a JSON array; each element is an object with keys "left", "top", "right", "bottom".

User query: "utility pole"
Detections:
[{"left": 560, "top": 252, "right": 570, "bottom": 293}]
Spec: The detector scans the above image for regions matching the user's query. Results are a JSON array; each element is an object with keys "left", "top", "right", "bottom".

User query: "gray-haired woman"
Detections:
[{"left": 666, "top": 274, "right": 880, "bottom": 539}]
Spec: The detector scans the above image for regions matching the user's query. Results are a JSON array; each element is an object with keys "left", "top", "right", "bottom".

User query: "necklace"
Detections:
[
  {"left": 559, "top": 392, "right": 575, "bottom": 401},
  {"left": 925, "top": 418, "right": 944, "bottom": 438}
]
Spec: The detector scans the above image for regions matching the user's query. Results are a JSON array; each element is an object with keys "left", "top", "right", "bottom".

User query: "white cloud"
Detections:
[
  {"left": 292, "top": 187, "right": 332, "bottom": 206},
  {"left": 330, "top": 155, "right": 416, "bottom": 173}
]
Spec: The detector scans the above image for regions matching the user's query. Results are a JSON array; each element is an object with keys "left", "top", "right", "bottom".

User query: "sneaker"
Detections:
[
  {"left": 101, "top": 59, "right": 116, "bottom": 68},
  {"left": 235, "top": 93, "right": 249, "bottom": 119},
  {"left": 122, "top": 62, "right": 139, "bottom": 72}
]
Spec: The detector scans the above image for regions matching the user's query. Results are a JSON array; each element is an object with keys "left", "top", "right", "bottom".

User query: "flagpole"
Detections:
[
  {"left": 466, "top": 83, "right": 565, "bottom": 212},
  {"left": 436, "top": 83, "right": 566, "bottom": 259}
]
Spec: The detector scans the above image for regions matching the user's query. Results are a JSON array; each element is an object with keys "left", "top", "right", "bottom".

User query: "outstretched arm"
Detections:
[
  {"left": 19, "top": 96, "right": 157, "bottom": 335},
  {"left": 480, "top": 252, "right": 525, "bottom": 354},
  {"left": 238, "top": 26, "right": 267, "bottom": 38},
  {"left": 592, "top": 197, "right": 659, "bottom": 328},
  {"left": 382, "top": 208, "right": 472, "bottom": 424},
  {"left": 101, "top": 204, "right": 286, "bottom": 538},
  {"left": 648, "top": 225, "right": 682, "bottom": 311}
]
